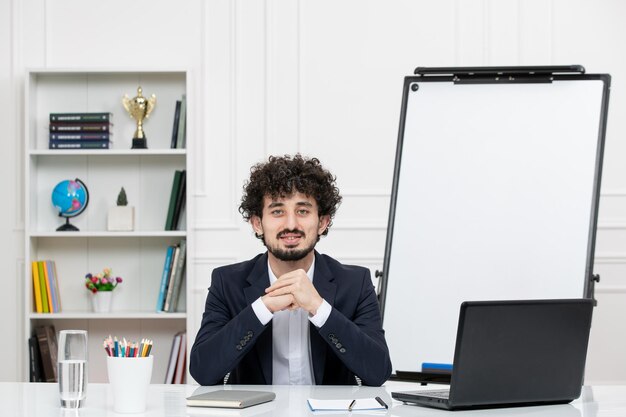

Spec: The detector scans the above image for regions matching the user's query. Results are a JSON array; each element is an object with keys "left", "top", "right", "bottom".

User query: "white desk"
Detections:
[{"left": 1, "top": 381, "right": 624, "bottom": 417}]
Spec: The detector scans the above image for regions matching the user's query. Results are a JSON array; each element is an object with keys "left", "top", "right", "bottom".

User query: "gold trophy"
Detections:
[{"left": 122, "top": 86, "right": 156, "bottom": 149}]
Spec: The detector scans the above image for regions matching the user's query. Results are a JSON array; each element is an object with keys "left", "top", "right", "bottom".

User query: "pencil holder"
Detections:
[{"left": 106, "top": 355, "right": 153, "bottom": 413}]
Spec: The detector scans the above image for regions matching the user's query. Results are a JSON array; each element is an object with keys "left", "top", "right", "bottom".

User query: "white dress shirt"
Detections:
[{"left": 251, "top": 259, "right": 332, "bottom": 384}]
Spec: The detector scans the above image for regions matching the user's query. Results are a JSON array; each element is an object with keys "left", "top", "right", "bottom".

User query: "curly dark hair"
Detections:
[{"left": 239, "top": 154, "right": 342, "bottom": 237}]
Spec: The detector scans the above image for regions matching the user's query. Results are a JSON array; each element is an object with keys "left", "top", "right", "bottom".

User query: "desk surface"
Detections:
[{"left": 1, "top": 381, "right": 624, "bottom": 417}]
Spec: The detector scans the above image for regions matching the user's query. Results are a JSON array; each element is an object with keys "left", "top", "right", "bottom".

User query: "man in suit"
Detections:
[{"left": 190, "top": 154, "right": 392, "bottom": 386}]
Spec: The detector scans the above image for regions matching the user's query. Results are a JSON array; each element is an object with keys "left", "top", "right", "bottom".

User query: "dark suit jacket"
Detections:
[{"left": 190, "top": 251, "right": 392, "bottom": 386}]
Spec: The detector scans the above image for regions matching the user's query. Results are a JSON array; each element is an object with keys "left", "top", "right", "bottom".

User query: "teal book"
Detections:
[{"left": 156, "top": 246, "right": 175, "bottom": 312}]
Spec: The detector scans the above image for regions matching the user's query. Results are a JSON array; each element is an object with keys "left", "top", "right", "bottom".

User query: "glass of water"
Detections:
[{"left": 58, "top": 330, "right": 88, "bottom": 408}]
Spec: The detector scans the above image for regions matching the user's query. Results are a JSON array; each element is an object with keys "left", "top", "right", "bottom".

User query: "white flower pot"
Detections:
[
  {"left": 91, "top": 291, "right": 113, "bottom": 313},
  {"left": 108, "top": 206, "right": 135, "bottom": 231}
]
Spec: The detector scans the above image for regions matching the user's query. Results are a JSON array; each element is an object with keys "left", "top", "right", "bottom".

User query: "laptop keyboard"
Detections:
[{"left": 418, "top": 389, "right": 450, "bottom": 399}]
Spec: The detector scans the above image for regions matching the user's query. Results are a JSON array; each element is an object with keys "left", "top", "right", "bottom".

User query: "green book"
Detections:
[
  {"left": 37, "top": 261, "right": 49, "bottom": 314},
  {"left": 165, "top": 170, "right": 183, "bottom": 230}
]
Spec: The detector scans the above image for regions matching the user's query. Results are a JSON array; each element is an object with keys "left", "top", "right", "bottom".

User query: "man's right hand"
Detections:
[{"left": 262, "top": 293, "right": 295, "bottom": 313}]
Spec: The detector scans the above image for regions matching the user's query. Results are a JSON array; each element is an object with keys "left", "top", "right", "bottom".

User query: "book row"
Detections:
[
  {"left": 31, "top": 240, "right": 186, "bottom": 315},
  {"left": 29, "top": 325, "right": 188, "bottom": 384},
  {"left": 157, "top": 240, "right": 187, "bottom": 313},
  {"left": 165, "top": 331, "right": 187, "bottom": 384},
  {"left": 48, "top": 113, "right": 113, "bottom": 150},
  {"left": 46, "top": 102, "right": 188, "bottom": 150},
  {"left": 31, "top": 260, "right": 62, "bottom": 313},
  {"left": 165, "top": 170, "right": 186, "bottom": 231},
  {"left": 29, "top": 325, "right": 58, "bottom": 382}
]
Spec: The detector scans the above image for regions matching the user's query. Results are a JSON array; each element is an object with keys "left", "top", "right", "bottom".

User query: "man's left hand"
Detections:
[{"left": 265, "top": 269, "right": 323, "bottom": 315}]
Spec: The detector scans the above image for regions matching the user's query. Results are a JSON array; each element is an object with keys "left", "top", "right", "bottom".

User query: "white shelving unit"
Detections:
[{"left": 23, "top": 69, "right": 192, "bottom": 383}]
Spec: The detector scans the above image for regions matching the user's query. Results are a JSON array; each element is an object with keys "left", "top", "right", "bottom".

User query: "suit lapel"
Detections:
[
  {"left": 310, "top": 252, "right": 336, "bottom": 384},
  {"left": 243, "top": 253, "right": 273, "bottom": 384}
]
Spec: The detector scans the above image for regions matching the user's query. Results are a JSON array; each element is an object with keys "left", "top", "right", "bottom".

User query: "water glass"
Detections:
[{"left": 57, "top": 330, "right": 88, "bottom": 408}]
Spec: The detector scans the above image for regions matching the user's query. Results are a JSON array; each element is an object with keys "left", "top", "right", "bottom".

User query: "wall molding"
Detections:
[
  {"left": 600, "top": 190, "right": 626, "bottom": 197},
  {"left": 296, "top": 0, "right": 302, "bottom": 152},
  {"left": 595, "top": 286, "right": 626, "bottom": 294},
  {"left": 595, "top": 254, "right": 626, "bottom": 264},
  {"left": 263, "top": 0, "right": 271, "bottom": 156},
  {"left": 332, "top": 221, "right": 387, "bottom": 231},
  {"left": 192, "top": 255, "right": 238, "bottom": 291},
  {"left": 12, "top": 0, "right": 24, "bottom": 231},
  {"left": 196, "top": 0, "right": 209, "bottom": 196},
  {"left": 15, "top": 259, "right": 24, "bottom": 382},
  {"left": 334, "top": 255, "right": 383, "bottom": 265},
  {"left": 194, "top": 255, "right": 239, "bottom": 265},
  {"left": 341, "top": 189, "right": 390, "bottom": 198},
  {"left": 597, "top": 222, "right": 626, "bottom": 230},
  {"left": 193, "top": 221, "right": 241, "bottom": 231},
  {"left": 229, "top": 0, "right": 238, "bottom": 215}
]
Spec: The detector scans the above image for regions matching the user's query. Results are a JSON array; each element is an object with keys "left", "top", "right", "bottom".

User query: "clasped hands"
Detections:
[{"left": 262, "top": 269, "right": 322, "bottom": 315}]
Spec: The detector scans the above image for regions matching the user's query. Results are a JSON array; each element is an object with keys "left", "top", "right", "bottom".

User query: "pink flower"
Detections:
[
  {"left": 91, "top": 277, "right": 98, "bottom": 284},
  {"left": 116, "top": 277, "right": 123, "bottom": 283},
  {"left": 101, "top": 278, "right": 109, "bottom": 284}
]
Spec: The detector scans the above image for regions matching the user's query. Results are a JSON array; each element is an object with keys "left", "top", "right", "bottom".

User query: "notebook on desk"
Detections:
[
  {"left": 186, "top": 390, "right": 276, "bottom": 409},
  {"left": 392, "top": 299, "right": 593, "bottom": 411}
]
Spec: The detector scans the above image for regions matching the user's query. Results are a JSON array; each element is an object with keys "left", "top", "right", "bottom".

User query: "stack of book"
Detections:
[
  {"left": 31, "top": 260, "right": 62, "bottom": 313},
  {"left": 164, "top": 331, "right": 186, "bottom": 384},
  {"left": 156, "top": 240, "right": 186, "bottom": 313},
  {"left": 49, "top": 112, "right": 113, "bottom": 149},
  {"left": 28, "top": 324, "right": 58, "bottom": 382},
  {"left": 165, "top": 170, "right": 186, "bottom": 230},
  {"left": 170, "top": 94, "right": 187, "bottom": 149}
]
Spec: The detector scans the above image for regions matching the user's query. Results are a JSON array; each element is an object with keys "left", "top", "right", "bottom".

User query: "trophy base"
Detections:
[{"left": 131, "top": 138, "right": 148, "bottom": 149}]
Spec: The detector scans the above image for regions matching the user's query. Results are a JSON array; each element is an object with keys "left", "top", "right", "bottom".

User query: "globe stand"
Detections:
[{"left": 57, "top": 217, "right": 79, "bottom": 232}]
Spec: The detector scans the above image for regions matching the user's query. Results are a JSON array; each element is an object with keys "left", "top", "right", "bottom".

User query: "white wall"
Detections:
[{"left": 1, "top": 0, "right": 625, "bottom": 384}]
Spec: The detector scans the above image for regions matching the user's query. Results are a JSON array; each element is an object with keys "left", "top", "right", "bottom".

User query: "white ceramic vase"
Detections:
[
  {"left": 91, "top": 291, "right": 113, "bottom": 313},
  {"left": 107, "top": 206, "right": 135, "bottom": 231}
]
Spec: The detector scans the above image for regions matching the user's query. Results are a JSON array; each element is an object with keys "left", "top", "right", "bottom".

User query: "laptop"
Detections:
[{"left": 392, "top": 299, "right": 593, "bottom": 410}]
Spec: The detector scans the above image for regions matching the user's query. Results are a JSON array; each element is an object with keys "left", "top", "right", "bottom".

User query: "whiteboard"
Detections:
[{"left": 380, "top": 70, "right": 610, "bottom": 373}]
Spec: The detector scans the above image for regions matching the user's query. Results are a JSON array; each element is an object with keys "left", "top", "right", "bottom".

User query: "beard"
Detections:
[{"left": 263, "top": 229, "right": 317, "bottom": 262}]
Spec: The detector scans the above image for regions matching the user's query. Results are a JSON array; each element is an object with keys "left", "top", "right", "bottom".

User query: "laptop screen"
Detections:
[{"left": 449, "top": 299, "right": 593, "bottom": 407}]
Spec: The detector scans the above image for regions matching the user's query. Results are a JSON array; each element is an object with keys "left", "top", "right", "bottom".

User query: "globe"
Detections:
[{"left": 51, "top": 178, "right": 89, "bottom": 231}]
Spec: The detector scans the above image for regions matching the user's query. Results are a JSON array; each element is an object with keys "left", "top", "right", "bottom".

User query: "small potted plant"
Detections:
[
  {"left": 85, "top": 267, "right": 123, "bottom": 313},
  {"left": 107, "top": 187, "right": 135, "bottom": 231}
]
